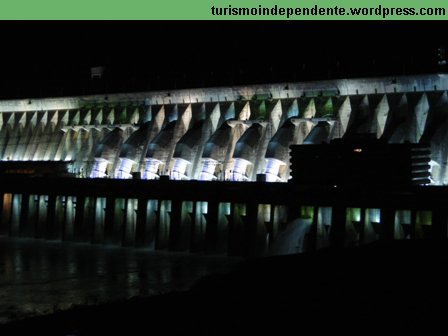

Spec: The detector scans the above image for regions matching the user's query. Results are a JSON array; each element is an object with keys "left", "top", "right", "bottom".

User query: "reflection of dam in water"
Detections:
[
  {"left": 1, "top": 74, "right": 448, "bottom": 184},
  {"left": 0, "top": 237, "right": 239, "bottom": 324}
]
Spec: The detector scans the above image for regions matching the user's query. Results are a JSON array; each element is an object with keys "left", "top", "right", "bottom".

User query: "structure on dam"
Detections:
[
  {"left": 0, "top": 74, "right": 447, "bottom": 257},
  {"left": 0, "top": 74, "right": 447, "bottom": 184}
]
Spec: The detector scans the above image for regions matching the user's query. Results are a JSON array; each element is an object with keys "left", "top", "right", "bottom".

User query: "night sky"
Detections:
[{"left": 0, "top": 21, "right": 446, "bottom": 99}]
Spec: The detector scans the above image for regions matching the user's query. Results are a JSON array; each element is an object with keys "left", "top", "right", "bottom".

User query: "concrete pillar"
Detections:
[
  {"left": 44, "top": 195, "right": 57, "bottom": 240},
  {"left": 299, "top": 205, "right": 314, "bottom": 252},
  {"left": 53, "top": 196, "right": 66, "bottom": 240},
  {"left": 20, "top": 194, "right": 36, "bottom": 237},
  {"left": 81, "top": 196, "right": 96, "bottom": 243},
  {"left": 10, "top": 194, "right": 22, "bottom": 237},
  {"left": 228, "top": 203, "right": 245, "bottom": 256},
  {"left": 27, "top": 195, "right": 39, "bottom": 238},
  {"left": 92, "top": 197, "right": 106, "bottom": 244},
  {"left": 410, "top": 209, "right": 418, "bottom": 239},
  {"left": 316, "top": 207, "right": 332, "bottom": 249},
  {"left": 73, "top": 196, "right": 86, "bottom": 242},
  {"left": 379, "top": 208, "right": 395, "bottom": 241},
  {"left": 168, "top": 200, "right": 182, "bottom": 251},
  {"left": 306, "top": 206, "right": 319, "bottom": 252},
  {"left": 270, "top": 205, "right": 287, "bottom": 245},
  {"left": 264, "top": 204, "right": 274, "bottom": 248},
  {"left": 190, "top": 201, "right": 207, "bottom": 252},
  {"left": 253, "top": 204, "right": 270, "bottom": 256},
  {"left": 204, "top": 201, "right": 229, "bottom": 254},
  {"left": 134, "top": 198, "right": 148, "bottom": 247},
  {"left": 363, "top": 208, "right": 379, "bottom": 244},
  {"left": 344, "top": 207, "right": 361, "bottom": 246},
  {"left": 156, "top": 200, "right": 171, "bottom": 249},
  {"left": 112, "top": 198, "right": 126, "bottom": 245},
  {"left": 244, "top": 202, "right": 258, "bottom": 257},
  {"left": 330, "top": 206, "right": 346, "bottom": 248},
  {"left": 216, "top": 202, "right": 230, "bottom": 253},
  {"left": 394, "top": 209, "right": 411, "bottom": 239},
  {"left": 0, "top": 193, "right": 7, "bottom": 235},
  {"left": 103, "top": 197, "right": 116, "bottom": 244},
  {"left": 122, "top": 198, "right": 137, "bottom": 246},
  {"left": 145, "top": 200, "right": 158, "bottom": 249},
  {"left": 204, "top": 201, "right": 218, "bottom": 253},
  {"left": 416, "top": 210, "right": 432, "bottom": 239},
  {"left": 357, "top": 208, "right": 366, "bottom": 245},
  {"left": 63, "top": 196, "right": 76, "bottom": 241},
  {"left": 36, "top": 195, "right": 48, "bottom": 239},
  {"left": 18, "top": 194, "right": 29, "bottom": 237},
  {"left": 168, "top": 201, "right": 192, "bottom": 251}
]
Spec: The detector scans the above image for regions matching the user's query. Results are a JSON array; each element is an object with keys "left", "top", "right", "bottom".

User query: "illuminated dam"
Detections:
[
  {"left": 1, "top": 74, "right": 448, "bottom": 183},
  {"left": 0, "top": 74, "right": 448, "bottom": 256}
]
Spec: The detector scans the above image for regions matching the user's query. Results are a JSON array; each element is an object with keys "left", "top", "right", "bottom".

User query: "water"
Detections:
[{"left": 0, "top": 237, "right": 241, "bottom": 324}]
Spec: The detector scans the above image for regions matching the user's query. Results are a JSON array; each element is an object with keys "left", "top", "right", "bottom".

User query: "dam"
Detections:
[
  {"left": 0, "top": 74, "right": 447, "bottom": 184},
  {"left": 0, "top": 74, "right": 447, "bottom": 256}
]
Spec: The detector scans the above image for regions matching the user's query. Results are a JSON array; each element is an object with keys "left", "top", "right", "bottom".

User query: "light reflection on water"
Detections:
[{"left": 0, "top": 237, "right": 240, "bottom": 324}]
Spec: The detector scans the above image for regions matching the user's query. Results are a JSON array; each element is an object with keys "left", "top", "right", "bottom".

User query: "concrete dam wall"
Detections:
[
  {"left": 1, "top": 177, "right": 447, "bottom": 257},
  {"left": 1, "top": 74, "right": 448, "bottom": 184}
]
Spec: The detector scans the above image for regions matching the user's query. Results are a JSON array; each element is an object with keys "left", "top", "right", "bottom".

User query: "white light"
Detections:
[
  {"left": 429, "top": 160, "right": 440, "bottom": 185},
  {"left": 368, "top": 208, "right": 381, "bottom": 223},
  {"left": 143, "top": 159, "right": 162, "bottom": 180},
  {"left": 115, "top": 158, "right": 136, "bottom": 179},
  {"left": 90, "top": 158, "right": 109, "bottom": 178},
  {"left": 230, "top": 158, "right": 251, "bottom": 181},
  {"left": 170, "top": 158, "right": 190, "bottom": 180},
  {"left": 199, "top": 158, "right": 218, "bottom": 181},
  {"left": 264, "top": 158, "right": 285, "bottom": 182},
  {"left": 200, "top": 201, "right": 208, "bottom": 214}
]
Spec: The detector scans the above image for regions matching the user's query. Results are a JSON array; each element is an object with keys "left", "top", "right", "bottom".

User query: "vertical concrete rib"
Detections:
[
  {"left": 129, "top": 106, "right": 140, "bottom": 124},
  {"left": 105, "top": 107, "right": 114, "bottom": 125},
  {"left": 302, "top": 98, "right": 316, "bottom": 119},
  {"left": 0, "top": 113, "right": 8, "bottom": 159},
  {"left": 44, "top": 125, "right": 67, "bottom": 161},
  {"left": 13, "top": 112, "right": 31, "bottom": 160},
  {"left": 279, "top": 99, "right": 299, "bottom": 127},
  {"left": 82, "top": 108, "right": 91, "bottom": 126},
  {"left": 344, "top": 95, "right": 378, "bottom": 137},
  {"left": 2, "top": 113, "right": 20, "bottom": 160},
  {"left": 268, "top": 100, "right": 282, "bottom": 133},
  {"left": 53, "top": 128, "right": 72, "bottom": 161},
  {"left": 382, "top": 94, "right": 409, "bottom": 142},
  {"left": 374, "top": 95, "right": 389, "bottom": 138},
  {"left": 26, "top": 111, "right": 52, "bottom": 160},
  {"left": 332, "top": 96, "right": 351, "bottom": 138},
  {"left": 413, "top": 93, "right": 429, "bottom": 142},
  {"left": 31, "top": 111, "right": 50, "bottom": 160}
]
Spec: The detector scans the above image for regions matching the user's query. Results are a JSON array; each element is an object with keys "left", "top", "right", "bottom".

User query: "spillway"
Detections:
[{"left": 1, "top": 74, "right": 448, "bottom": 184}]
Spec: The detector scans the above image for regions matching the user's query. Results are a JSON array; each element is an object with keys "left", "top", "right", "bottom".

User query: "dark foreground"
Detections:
[{"left": 2, "top": 239, "right": 448, "bottom": 334}]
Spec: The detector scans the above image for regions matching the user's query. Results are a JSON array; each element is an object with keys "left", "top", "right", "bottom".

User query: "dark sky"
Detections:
[{"left": 0, "top": 21, "right": 445, "bottom": 99}]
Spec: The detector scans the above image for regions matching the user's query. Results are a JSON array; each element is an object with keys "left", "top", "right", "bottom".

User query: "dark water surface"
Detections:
[{"left": 0, "top": 237, "right": 241, "bottom": 324}]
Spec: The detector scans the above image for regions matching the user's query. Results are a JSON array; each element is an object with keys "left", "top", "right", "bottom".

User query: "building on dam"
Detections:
[{"left": 0, "top": 74, "right": 447, "bottom": 256}]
